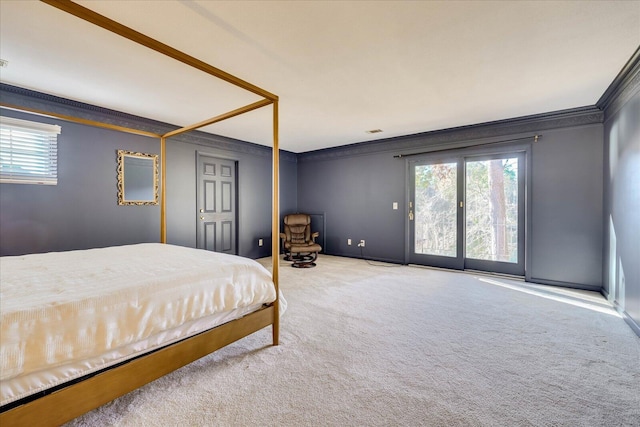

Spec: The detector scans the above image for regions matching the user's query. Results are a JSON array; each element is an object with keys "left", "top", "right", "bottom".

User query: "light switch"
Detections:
[{"left": 393, "top": 202, "right": 398, "bottom": 210}]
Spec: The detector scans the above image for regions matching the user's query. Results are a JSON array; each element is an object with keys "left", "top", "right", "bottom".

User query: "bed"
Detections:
[
  {"left": 0, "top": 244, "right": 284, "bottom": 424},
  {"left": 0, "top": 1, "right": 282, "bottom": 425}
]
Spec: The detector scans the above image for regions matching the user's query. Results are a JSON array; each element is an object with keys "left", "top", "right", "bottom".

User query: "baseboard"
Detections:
[
  {"left": 605, "top": 294, "right": 640, "bottom": 338},
  {"left": 528, "top": 277, "right": 601, "bottom": 292},
  {"left": 621, "top": 312, "right": 640, "bottom": 338},
  {"left": 463, "top": 269, "right": 524, "bottom": 281},
  {"left": 326, "top": 252, "right": 405, "bottom": 265}
]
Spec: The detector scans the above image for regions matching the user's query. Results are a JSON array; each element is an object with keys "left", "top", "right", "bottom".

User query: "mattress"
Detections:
[{"left": 0, "top": 243, "right": 283, "bottom": 406}]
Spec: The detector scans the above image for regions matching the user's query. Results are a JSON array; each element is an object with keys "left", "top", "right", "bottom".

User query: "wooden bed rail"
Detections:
[{"left": 0, "top": 305, "right": 276, "bottom": 426}]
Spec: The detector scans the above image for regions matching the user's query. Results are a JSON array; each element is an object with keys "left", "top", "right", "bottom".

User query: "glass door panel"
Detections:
[
  {"left": 463, "top": 153, "right": 524, "bottom": 275},
  {"left": 414, "top": 162, "right": 458, "bottom": 257},
  {"left": 409, "top": 160, "right": 463, "bottom": 270},
  {"left": 465, "top": 157, "right": 519, "bottom": 263}
]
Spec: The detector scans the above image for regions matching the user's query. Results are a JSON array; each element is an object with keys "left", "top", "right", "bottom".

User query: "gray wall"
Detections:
[
  {"left": 298, "top": 110, "right": 604, "bottom": 289},
  {"left": 0, "top": 108, "right": 160, "bottom": 255},
  {"left": 297, "top": 150, "right": 405, "bottom": 263},
  {"left": 602, "top": 66, "right": 640, "bottom": 333},
  {"left": 0, "top": 86, "right": 296, "bottom": 258},
  {"left": 165, "top": 134, "right": 297, "bottom": 259},
  {"left": 529, "top": 124, "right": 603, "bottom": 288}
]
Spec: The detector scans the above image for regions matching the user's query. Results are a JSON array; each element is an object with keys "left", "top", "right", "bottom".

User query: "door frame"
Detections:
[
  {"left": 195, "top": 151, "right": 239, "bottom": 254},
  {"left": 404, "top": 142, "right": 533, "bottom": 280}
]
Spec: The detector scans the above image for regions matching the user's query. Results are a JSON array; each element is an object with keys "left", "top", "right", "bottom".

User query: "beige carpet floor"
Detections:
[{"left": 67, "top": 255, "right": 640, "bottom": 426}]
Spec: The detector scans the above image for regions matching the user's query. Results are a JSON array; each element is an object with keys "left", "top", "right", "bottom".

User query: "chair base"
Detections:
[
  {"left": 285, "top": 251, "right": 318, "bottom": 268},
  {"left": 292, "top": 261, "right": 316, "bottom": 268}
]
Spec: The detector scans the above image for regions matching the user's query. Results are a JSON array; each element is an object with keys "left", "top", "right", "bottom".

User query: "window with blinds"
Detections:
[{"left": 0, "top": 116, "right": 61, "bottom": 185}]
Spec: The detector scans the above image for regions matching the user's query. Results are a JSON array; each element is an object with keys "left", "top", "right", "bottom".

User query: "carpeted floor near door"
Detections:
[{"left": 68, "top": 255, "right": 640, "bottom": 427}]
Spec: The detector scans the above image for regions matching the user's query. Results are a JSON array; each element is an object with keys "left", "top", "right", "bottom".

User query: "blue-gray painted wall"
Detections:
[
  {"left": 164, "top": 133, "right": 297, "bottom": 258},
  {"left": 0, "top": 107, "right": 161, "bottom": 255},
  {"left": 529, "top": 124, "right": 603, "bottom": 287},
  {"left": 0, "top": 85, "right": 297, "bottom": 258},
  {"left": 601, "top": 52, "right": 640, "bottom": 334},
  {"left": 297, "top": 110, "right": 605, "bottom": 290}
]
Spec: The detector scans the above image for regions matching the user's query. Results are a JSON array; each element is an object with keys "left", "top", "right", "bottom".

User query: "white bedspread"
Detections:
[{"left": 0, "top": 243, "right": 282, "bottom": 406}]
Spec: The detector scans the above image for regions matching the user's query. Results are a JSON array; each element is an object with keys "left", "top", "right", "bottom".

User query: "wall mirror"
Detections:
[{"left": 117, "top": 150, "right": 159, "bottom": 205}]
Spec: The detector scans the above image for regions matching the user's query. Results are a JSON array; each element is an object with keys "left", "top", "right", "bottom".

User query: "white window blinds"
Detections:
[{"left": 0, "top": 116, "right": 61, "bottom": 185}]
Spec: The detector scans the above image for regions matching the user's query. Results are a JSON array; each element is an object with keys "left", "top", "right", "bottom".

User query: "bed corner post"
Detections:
[
  {"left": 272, "top": 98, "right": 280, "bottom": 346},
  {"left": 160, "top": 136, "right": 167, "bottom": 244}
]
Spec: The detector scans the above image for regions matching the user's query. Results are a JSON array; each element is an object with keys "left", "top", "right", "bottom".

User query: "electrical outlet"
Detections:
[
  {"left": 359, "top": 239, "right": 365, "bottom": 247},
  {"left": 258, "top": 238, "right": 263, "bottom": 247},
  {"left": 347, "top": 238, "right": 352, "bottom": 245}
]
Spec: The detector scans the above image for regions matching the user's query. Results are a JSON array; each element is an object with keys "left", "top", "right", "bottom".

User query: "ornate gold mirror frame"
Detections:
[{"left": 117, "top": 150, "right": 159, "bottom": 206}]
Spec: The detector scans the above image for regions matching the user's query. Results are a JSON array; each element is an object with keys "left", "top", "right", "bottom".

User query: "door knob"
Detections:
[
  {"left": 200, "top": 209, "right": 204, "bottom": 213},
  {"left": 200, "top": 216, "right": 204, "bottom": 220}
]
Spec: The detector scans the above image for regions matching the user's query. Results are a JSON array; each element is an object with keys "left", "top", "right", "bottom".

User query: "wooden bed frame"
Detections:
[{"left": 0, "top": 1, "right": 281, "bottom": 425}]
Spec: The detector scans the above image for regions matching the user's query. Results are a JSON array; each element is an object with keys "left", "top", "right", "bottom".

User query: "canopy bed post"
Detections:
[
  {"left": 272, "top": 99, "right": 280, "bottom": 346},
  {"left": 160, "top": 136, "right": 167, "bottom": 243}
]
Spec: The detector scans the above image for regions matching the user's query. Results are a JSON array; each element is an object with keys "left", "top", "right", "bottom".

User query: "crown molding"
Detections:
[
  {"left": 0, "top": 84, "right": 296, "bottom": 162},
  {"left": 297, "top": 106, "right": 603, "bottom": 162},
  {"left": 597, "top": 46, "right": 640, "bottom": 121}
]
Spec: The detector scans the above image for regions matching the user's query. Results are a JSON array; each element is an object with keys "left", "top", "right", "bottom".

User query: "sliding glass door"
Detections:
[
  {"left": 409, "top": 152, "right": 525, "bottom": 276},
  {"left": 411, "top": 159, "right": 464, "bottom": 270}
]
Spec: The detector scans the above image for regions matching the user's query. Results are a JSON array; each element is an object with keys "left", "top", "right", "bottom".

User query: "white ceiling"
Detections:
[{"left": 1, "top": 1, "right": 639, "bottom": 153}]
